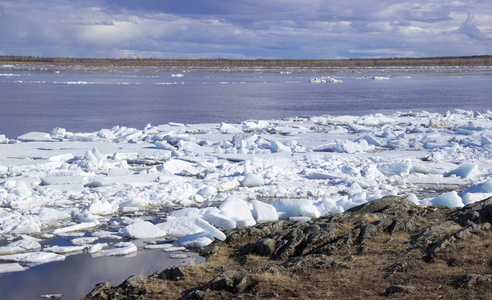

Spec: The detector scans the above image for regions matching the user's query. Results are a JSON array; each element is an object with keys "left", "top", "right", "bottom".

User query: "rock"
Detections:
[
  {"left": 180, "top": 289, "right": 206, "bottom": 300},
  {"left": 426, "top": 223, "right": 490, "bottom": 259},
  {"left": 243, "top": 238, "right": 276, "bottom": 256},
  {"left": 454, "top": 197, "right": 492, "bottom": 225},
  {"left": 156, "top": 266, "right": 186, "bottom": 281},
  {"left": 414, "top": 221, "right": 462, "bottom": 248},
  {"left": 118, "top": 275, "right": 149, "bottom": 296},
  {"left": 389, "top": 216, "right": 427, "bottom": 233},
  {"left": 198, "top": 244, "right": 219, "bottom": 257},
  {"left": 451, "top": 274, "right": 492, "bottom": 289},
  {"left": 264, "top": 291, "right": 279, "bottom": 298},
  {"left": 384, "top": 260, "right": 424, "bottom": 278},
  {"left": 385, "top": 285, "right": 416, "bottom": 294},
  {"left": 85, "top": 282, "right": 113, "bottom": 300},
  {"left": 201, "top": 270, "right": 256, "bottom": 294},
  {"left": 347, "top": 195, "right": 417, "bottom": 215}
]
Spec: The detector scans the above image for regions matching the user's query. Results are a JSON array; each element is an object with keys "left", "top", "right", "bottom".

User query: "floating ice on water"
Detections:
[
  {"left": 163, "top": 246, "right": 187, "bottom": 252},
  {"left": 52, "top": 222, "right": 99, "bottom": 235},
  {"left": 122, "top": 221, "right": 166, "bottom": 239},
  {"left": 220, "top": 123, "right": 243, "bottom": 134},
  {"left": 0, "top": 263, "right": 26, "bottom": 273},
  {"left": 194, "top": 218, "right": 226, "bottom": 241},
  {"left": 170, "top": 253, "right": 190, "bottom": 259},
  {"left": 178, "top": 232, "right": 214, "bottom": 248},
  {"left": 105, "top": 242, "right": 137, "bottom": 256},
  {"left": 44, "top": 245, "right": 87, "bottom": 254},
  {"left": 91, "top": 231, "right": 123, "bottom": 240},
  {"left": 202, "top": 213, "right": 236, "bottom": 229},
  {"left": 86, "top": 243, "right": 108, "bottom": 254},
  {"left": 9, "top": 219, "right": 41, "bottom": 235},
  {"left": 17, "top": 132, "right": 54, "bottom": 142},
  {"left": 0, "top": 251, "right": 65, "bottom": 264},
  {"left": 1, "top": 109, "right": 492, "bottom": 274},
  {"left": 144, "top": 243, "right": 173, "bottom": 250},
  {"left": 0, "top": 237, "right": 41, "bottom": 255},
  {"left": 71, "top": 237, "right": 99, "bottom": 246},
  {"left": 156, "top": 216, "right": 203, "bottom": 237}
]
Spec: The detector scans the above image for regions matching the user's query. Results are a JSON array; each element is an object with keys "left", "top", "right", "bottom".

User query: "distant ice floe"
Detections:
[
  {"left": 309, "top": 76, "right": 343, "bottom": 83},
  {"left": 1, "top": 109, "right": 492, "bottom": 273}
]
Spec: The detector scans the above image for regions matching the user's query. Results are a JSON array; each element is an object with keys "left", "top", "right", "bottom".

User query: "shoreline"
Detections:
[
  {"left": 84, "top": 195, "right": 492, "bottom": 299},
  {"left": 2, "top": 55, "right": 492, "bottom": 68}
]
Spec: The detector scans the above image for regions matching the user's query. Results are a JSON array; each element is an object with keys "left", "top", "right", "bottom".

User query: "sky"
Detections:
[{"left": 0, "top": 0, "right": 491, "bottom": 59}]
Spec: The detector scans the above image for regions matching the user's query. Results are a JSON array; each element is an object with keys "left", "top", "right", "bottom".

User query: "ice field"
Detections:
[{"left": 1, "top": 109, "right": 492, "bottom": 274}]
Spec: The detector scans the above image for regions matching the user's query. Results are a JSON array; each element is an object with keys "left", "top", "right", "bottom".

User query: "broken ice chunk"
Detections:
[
  {"left": 105, "top": 242, "right": 137, "bottom": 256},
  {"left": 156, "top": 216, "right": 203, "bottom": 237},
  {"left": 219, "top": 196, "right": 256, "bottom": 227},
  {"left": 240, "top": 173, "right": 264, "bottom": 187},
  {"left": 86, "top": 243, "right": 109, "bottom": 254},
  {"left": 251, "top": 200, "right": 278, "bottom": 223},
  {"left": 0, "top": 251, "right": 65, "bottom": 264},
  {"left": 0, "top": 263, "right": 26, "bottom": 273},
  {"left": 445, "top": 163, "right": 479, "bottom": 179},
  {"left": 121, "top": 221, "right": 166, "bottom": 239},
  {"left": 202, "top": 213, "right": 236, "bottom": 230},
  {"left": 178, "top": 232, "right": 214, "bottom": 248},
  {"left": 431, "top": 191, "right": 464, "bottom": 207},
  {"left": 195, "top": 218, "right": 226, "bottom": 241},
  {"left": 44, "top": 245, "right": 87, "bottom": 254}
]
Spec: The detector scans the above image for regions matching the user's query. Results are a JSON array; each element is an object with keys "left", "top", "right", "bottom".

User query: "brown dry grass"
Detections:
[
  {"left": 129, "top": 229, "right": 492, "bottom": 300},
  {"left": 2, "top": 55, "right": 492, "bottom": 68}
]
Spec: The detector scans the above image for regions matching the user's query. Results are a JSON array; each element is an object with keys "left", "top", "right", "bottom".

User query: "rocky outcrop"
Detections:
[
  {"left": 240, "top": 196, "right": 436, "bottom": 260},
  {"left": 85, "top": 195, "right": 492, "bottom": 299},
  {"left": 180, "top": 270, "right": 256, "bottom": 300}
]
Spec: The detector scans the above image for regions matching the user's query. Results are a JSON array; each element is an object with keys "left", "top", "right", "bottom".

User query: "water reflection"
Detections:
[{"left": 0, "top": 249, "right": 202, "bottom": 299}]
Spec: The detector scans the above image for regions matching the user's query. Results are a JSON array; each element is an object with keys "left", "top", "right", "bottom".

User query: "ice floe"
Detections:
[{"left": 1, "top": 109, "right": 492, "bottom": 273}]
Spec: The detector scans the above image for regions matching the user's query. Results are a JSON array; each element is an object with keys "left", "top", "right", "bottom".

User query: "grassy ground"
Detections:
[
  {"left": 2, "top": 55, "right": 492, "bottom": 68},
  {"left": 112, "top": 229, "right": 491, "bottom": 299}
]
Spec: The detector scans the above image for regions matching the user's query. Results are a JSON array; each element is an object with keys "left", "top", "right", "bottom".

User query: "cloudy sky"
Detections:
[{"left": 0, "top": 0, "right": 491, "bottom": 59}]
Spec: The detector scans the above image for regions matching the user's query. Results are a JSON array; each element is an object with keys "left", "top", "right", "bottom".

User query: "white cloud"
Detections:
[{"left": 0, "top": 0, "right": 491, "bottom": 58}]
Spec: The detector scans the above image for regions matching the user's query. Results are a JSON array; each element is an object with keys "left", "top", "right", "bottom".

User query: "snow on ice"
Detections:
[{"left": 1, "top": 109, "right": 492, "bottom": 273}]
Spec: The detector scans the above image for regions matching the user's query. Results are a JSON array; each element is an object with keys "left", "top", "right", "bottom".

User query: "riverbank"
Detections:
[
  {"left": 2, "top": 55, "right": 492, "bottom": 68},
  {"left": 85, "top": 195, "right": 492, "bottom": 299}
]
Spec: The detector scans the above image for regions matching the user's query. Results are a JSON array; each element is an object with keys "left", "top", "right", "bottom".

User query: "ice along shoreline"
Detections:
[{"left": 0, "top": 109, "right": 491, "bottom": 291}]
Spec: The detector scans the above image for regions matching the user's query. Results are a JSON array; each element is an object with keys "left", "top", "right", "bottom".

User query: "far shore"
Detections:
[{"left": 1, "top": 55, "right": 492, "bottom": 68}]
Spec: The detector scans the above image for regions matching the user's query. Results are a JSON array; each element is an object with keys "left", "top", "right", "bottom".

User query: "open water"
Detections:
[
  {"left": 0, "top": 64, "right": 491, "bottom": 298},
  {"left": 1, "top": 65, "right": 491, "bottom": 139}
]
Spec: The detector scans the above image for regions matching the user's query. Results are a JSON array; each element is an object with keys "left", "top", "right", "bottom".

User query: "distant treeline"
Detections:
[{"left": 1, "top": 55, "right": 492, "bottom": 68}]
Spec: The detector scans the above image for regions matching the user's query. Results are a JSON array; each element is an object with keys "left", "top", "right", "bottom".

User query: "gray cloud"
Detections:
[{"left": 0, "top": 0, "right": 491, "bottom": 58}]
